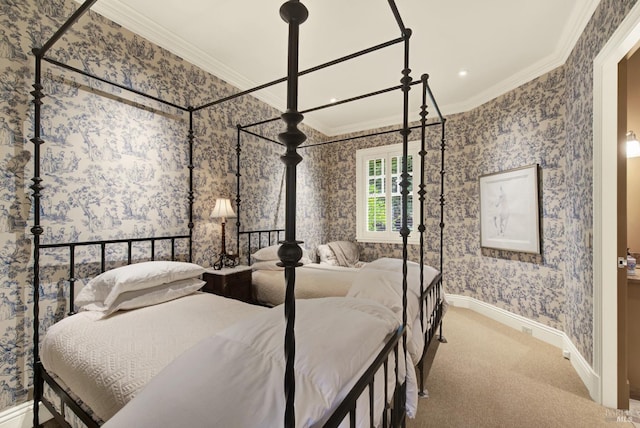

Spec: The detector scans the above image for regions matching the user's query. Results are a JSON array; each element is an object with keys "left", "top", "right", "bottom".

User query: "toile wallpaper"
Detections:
[
  {"left": 320, "top": 68, "right": 568, "bottom": 331},
  {"left": 318, "top": 0, "right": 638, "bottom": 368},
  {"left": 0, "top": 0, "right": 637, "bottom": 415},
  {"left": 561, "top": 0, "right": 638, "bottom": 366},
  {"left": 0, "top": 0, "right": 325, "bottom": 411}
]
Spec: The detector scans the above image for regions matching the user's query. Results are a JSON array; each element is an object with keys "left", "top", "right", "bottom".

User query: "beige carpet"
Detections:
[{"left": 408, "top": 306, "right": 636, "bottom": 428}]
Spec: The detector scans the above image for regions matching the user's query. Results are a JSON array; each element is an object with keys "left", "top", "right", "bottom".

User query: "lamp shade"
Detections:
[
  {"left": 210, "top": 198, "right": 236, "bottom": 220},
  {"left": 628, "top": 131, "right": 640, "bottom": 158}
]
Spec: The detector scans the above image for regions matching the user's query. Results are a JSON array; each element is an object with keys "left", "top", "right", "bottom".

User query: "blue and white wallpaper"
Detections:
[
  {"left": 317, "top": 1, "right": 638, "bottom": 368},
  {"left": 0, "top": 0, "right": 325, "bottom": 412},
  {"left": 562, "top": 0, "right": 637, "bottom": 366},
  {"left": 0, "top": 0, "right": 637, "bottom": 415},
  {"left": 320, "top": 68, "right": 567, "bottom": 329}
]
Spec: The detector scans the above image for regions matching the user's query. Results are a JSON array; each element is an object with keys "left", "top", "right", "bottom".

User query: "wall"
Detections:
[
  {"left": 563, "top": 0, "right": 637, "bottom": 365},
  {"left": 0, "top": 0, "right": 326, "bottom": 412},
  {"left": 2, "top": 0, "right": 639, "bottom": 415},
  {"left": 321, "top": 0, "right": 639, "bottom": 369},
  {"left": 323, "top": 69, "right": 568, "bottom": 330},
  {"left": 319, "top": 123, "right": 443, "bottom": 268}
]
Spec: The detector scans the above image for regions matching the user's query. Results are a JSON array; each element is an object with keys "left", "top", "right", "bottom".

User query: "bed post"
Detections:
[
  {"left": 438, "top": 118, "right": 447, "bottom": 343},
  {"left": 31, "top": 49, "right": 45, "bottom": 428},
  {"left": 188, "top": 108, "right": 195, "bottom": 262},
  {"left": 235, "top": 125, "right": 242, "bottom": 258},
  {"left": 30, "top": 4, "right": 99, "bottom": 425},
  {"left": 278, "top": 1, "right": 308, "bottom": 427},
  {"left": 400, "top": 26, "right": 413, "bottom": 413},
  {"left": 417, "top": 73, "right": 428, "bottom": 397}
]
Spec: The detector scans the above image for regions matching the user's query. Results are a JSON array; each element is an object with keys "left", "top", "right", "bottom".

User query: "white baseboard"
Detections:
[
  {"left": 445, "top": 294, "right": 600, "bottom": 402},
  {"left": 0, "top": 401, "right": 52, "bottom": 428}
]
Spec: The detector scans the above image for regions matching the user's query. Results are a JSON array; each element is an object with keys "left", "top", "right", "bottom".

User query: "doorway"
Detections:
[
  {"left": 594, "top": 1, "right": 640, "bottom": 410},
  {"left": 625, "top": 47, "right": 640, "bottom": 404}
]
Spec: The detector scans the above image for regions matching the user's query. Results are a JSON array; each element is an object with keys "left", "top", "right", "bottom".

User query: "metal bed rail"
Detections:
[
  {"left": 416, "top": 273, "right": 446, "bottom": 396},
  {"left": 39, "top": 235, "right": 191, "bottom": 314},
  {"left": 39, "top": 367, "right": 100, "bottom": 428},
  {"left": 34, "top": 234, "right": 191, "bottom": 428},
  {"left": 323, "top": 326, "right": 406, "bottom": 428},
  {"left": 238, "top": 229, "right": 285, "bottom": 265}
]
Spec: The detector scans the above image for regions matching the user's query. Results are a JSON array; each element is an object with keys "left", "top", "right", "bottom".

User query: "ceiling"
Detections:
[{"left": 85, "top": 0, "right": 601, "bottom": 136}]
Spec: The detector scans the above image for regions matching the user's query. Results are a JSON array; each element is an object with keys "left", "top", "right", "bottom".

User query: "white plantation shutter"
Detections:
[
  {"left": 367, "top": 157, "right": 386, "bottom": 232},
  {"left": 356, "top": 142, "right": 419, "bottom": 244}
]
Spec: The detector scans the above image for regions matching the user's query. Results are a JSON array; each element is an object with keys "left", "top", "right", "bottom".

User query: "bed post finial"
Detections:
[
  {"left": 280, "top": 0, "right": 309, "bottom": 25},
  {"left": 279, "top": 2, "right": 308, "bottom": 428}
]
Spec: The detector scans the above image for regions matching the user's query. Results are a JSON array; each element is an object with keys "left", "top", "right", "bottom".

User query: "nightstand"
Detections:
[{"left": 202, "top": 265, "right": 253, "bottom": 304}]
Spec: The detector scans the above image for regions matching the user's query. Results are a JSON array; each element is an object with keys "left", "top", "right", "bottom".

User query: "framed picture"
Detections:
[{"left": 479, "top": 164, "right": 540, "bottom": 254}]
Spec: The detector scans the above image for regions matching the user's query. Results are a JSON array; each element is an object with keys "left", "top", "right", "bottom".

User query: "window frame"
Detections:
[{"left": 355, "top": 141, "right": 420, "bottom": 244}]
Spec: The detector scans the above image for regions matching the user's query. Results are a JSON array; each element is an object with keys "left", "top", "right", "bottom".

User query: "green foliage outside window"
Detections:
[{"left": 365, "top": 153, "right": 414, "bottom": 234}]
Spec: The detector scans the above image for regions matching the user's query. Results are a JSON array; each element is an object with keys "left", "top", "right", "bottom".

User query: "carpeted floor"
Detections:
[{"left": 408, "top": 306, "right": 637, "bottom": 428}]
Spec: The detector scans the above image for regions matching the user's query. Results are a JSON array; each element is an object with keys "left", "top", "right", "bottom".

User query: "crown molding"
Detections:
[
  {"left": 308, "top": 0, "right": 602, "bottom": 135},
  {"left": 79, "top": 0, "right": 601, "bottom": 137}
]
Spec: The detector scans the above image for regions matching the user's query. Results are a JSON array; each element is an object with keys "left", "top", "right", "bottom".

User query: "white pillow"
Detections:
[
  {"left": 252, "top": 244, "right": 312, "bottom": 264},
  {"left": 251, "top": 260, "right": 284, "bottom": 271},
  {"left": 75, "top": 261, "right": 205, "bottom": 311},
  {"left": 317, "top": 244, "right": 338, "bottom": 266},
  {"left": 81, "top": 277, "right": 205, "bottom": 316},
  {"left": 252, "top": 244, "right": 280, "bottom": 261}
]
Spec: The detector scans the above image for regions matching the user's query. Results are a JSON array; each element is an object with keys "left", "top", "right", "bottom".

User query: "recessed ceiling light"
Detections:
[
  {"left": 458, "top": 69, "right": 468, "bottom": 77},
  {"left": 329, "top": 98, "right": 337, "bottom": 103}
]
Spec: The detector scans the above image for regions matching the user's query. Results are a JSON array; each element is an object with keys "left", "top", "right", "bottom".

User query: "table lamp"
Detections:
[{"left": 210, "top": 198, "right": 238, "bottom": 270}]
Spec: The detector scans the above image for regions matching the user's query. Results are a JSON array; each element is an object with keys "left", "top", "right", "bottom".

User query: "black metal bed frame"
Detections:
[
  {"left": 239, "top": 227, "right": 446, "bottom": 396},
  {"left": 30, "top": 1, "right": 446, "bottom": 427}
]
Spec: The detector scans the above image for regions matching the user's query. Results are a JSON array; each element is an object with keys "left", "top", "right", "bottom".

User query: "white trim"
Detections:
[
  {"left": 0, "top": 402, "right": 52, "bottom": 428},
  {"left": 446, "top": 294, "right": 599, "bottom": 402},
  {"left": 351, "top": 0, "right": 602, "bottom": 135},
  {"left": 593, "top": 1, "right": 640, "bottom": 409},
  {"left": 76, "top": 0, "right": 600, "bottom": 138},
  {"left": 79, "top": 0, "right": 330, "bottom": 134}
]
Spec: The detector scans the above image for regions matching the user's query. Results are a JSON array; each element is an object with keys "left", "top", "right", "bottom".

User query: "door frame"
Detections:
[{"left": 594, "top": 2, "right": 640, "bottom": 409}]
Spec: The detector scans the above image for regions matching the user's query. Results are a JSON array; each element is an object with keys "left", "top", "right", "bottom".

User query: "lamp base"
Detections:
[{"left": 213, "top": 252, "right": 239, "bottom": 270}]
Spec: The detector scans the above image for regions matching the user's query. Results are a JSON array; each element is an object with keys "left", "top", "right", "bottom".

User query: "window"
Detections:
[{"left": 356, "top": 141, "right": 420, "bottom": 244}]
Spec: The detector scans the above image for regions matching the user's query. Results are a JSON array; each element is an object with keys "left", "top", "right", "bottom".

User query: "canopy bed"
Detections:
[
  {"left": 246, "top": 239, "right": 364, "bottom": 306},
  {"left": 30, "top": 1, "right": 447, "bottom": 427}
]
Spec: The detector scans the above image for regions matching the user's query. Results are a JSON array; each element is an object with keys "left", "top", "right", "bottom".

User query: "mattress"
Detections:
[
  {"left": 40, "top": 292, "right": 267, "bottom": 421},
  {"left": 252, "top": 263, "right": 361, "bottom": 306},
  {"left": 252, "top": 259, "right": 444, "bottom": 365}
]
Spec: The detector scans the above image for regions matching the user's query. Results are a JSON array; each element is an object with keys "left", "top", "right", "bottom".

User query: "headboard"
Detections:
[{"left": 237, "top": 229, "right": 285, "bottom": 265}]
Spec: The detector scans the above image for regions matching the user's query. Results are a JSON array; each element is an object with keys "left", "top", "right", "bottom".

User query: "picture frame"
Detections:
[{"left": 479, "top": 164, "right": 540, "bottom": 254}]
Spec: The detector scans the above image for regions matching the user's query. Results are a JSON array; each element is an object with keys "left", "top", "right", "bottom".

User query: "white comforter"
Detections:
[
  {"left": 40, "top": 293, "right": 267, "bottom": 421},
  {"left": 252, "top": 263, "right": 361, "bottom": 306},
  {"left": 103, "top": 297, "right": 417, "bottom": 428},
  {"left": 348, "top": 258, "right": 442, "bottom": 364}
]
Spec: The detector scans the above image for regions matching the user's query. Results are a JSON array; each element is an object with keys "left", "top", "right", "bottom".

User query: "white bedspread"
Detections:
[
  {"left": 40, "top": 292, "right": 267, "bottom": 421},
  {"left": 348, "top": 258, "right": 442, "bottom": 364},
  {"left": 252, "top": 263, "right": 360, "bottom": 306},
  {"left": 103, "top": 297, "right": 417, "bottom": 428}
]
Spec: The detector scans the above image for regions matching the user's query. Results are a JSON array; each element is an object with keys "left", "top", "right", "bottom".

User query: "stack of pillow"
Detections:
[
  {"left": 75, "top": 261, "right": 205, "bottom": 316},
  {"left": 251, "top": 244, "right": 312, "bottom": 270}
]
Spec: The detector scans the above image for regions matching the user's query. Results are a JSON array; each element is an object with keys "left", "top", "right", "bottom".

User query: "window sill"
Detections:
[{"left": 356, "top": 236, "right": 420, "bottom": 245}]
